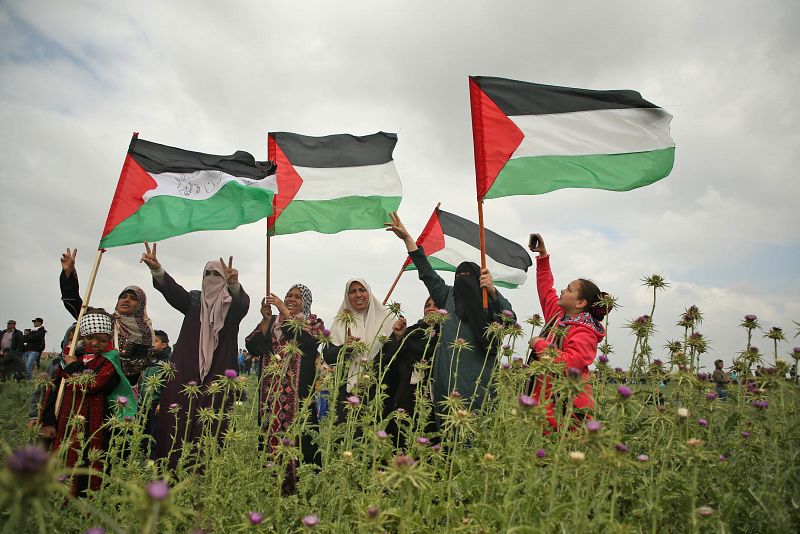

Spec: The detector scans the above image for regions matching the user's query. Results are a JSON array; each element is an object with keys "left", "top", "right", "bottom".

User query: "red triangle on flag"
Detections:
[
  {"left": 101, "top": 153, "right": 157, "bottom": 239},
  {"left": 469, "top": 77, "right": 524, "bottom": 200},
  {"left": 267, "top": 134, "right": 304, "bottom": 230},
  {"left": 403, "top": 207, "right": 446, "bottom": 268}
]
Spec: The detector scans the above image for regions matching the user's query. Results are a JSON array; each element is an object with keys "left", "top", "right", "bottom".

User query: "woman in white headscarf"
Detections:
[
  {"left": 140, "top": 243, "right": 250, "bottom": 466},
  {"left": 322, "top": 279, "right": 394, "bottom": 421}
]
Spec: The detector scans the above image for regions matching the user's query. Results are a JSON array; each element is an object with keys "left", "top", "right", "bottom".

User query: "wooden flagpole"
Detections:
[
  {"left": 382, "top": 266, "right": 404, "bottom": 305},
  {"left": 55, "top": 248, "right": 106, "bottom": 417},
  {"left": 266, "top": 233, "right": 271, "bottom": 298},
  {"left": 477, "top": 199, "right": 489, "bottom": 310}
]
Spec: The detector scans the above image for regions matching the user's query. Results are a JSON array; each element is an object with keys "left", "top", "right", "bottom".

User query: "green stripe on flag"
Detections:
[
  {"left": 271, "top": 195, "right": 401, "bottom": 235},
  {"left": 486, "top": 147, "right": 675, "bottom": 199},
  {"left": 99, "top": 181, "right": 275, "bottom": 248}
]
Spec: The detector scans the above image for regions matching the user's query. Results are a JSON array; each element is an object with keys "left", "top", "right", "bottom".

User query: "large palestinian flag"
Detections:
[
  {"left": 404, "top": 206, "right": 532, "bottom": 288},
  {"left": 99, "top": 135, "right": 277, "bottom": 248},
  {"left": 469, "top": 76, "right": 675, "bottom": 200},
  {"left": 267, "top": 131, "right": 402, "bottom": 235}
]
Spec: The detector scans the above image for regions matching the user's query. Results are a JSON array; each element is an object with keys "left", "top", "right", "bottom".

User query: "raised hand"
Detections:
[
  {"left": 61, "top": 248, "right": 77, "bottom": 276},
  {"left": 479, "top": 268, "right": 497, "bottom": 299},
  {"left": 259, "top": 297, "right": 271, "bottom": 320},
  {"left": 528, "top": 233, "right": 547, "bottom": 257},
  {"left": 384, "top": 212, "right": 418, "bottom": 252},
  {"left": 140, "top": 242, "right": 161, "bottom": 271},
  {"left": 220, "top": 256, "right": 238, "bottom": 285}
]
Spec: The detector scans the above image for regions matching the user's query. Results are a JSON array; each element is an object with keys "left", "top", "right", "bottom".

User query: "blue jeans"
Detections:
[{"left": 23, "top": 351, "right": 40, "bottom": 379}]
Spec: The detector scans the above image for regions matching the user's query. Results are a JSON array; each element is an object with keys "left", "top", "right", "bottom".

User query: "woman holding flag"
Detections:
[{"left": 385, "top": 212, "right": 515, "bottom": 427}]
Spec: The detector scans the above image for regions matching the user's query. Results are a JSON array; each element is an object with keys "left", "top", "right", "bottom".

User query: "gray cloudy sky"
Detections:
[{"left": 1, "top": 1, "right": 798, "bottom": 370}]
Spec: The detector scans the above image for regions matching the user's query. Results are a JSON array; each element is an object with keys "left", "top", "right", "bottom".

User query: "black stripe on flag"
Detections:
[
  {"left": 131, "top": 138, "right": 276, "bottom": 179},
  {"left": 271, "top": 131, "right": 397, "bottom": 168},
  {"left": 438, "top": 209, "right": 532, "bottom": 270},
  {"left": 473, "top": 76, "right": 660, "bottom": 116}
]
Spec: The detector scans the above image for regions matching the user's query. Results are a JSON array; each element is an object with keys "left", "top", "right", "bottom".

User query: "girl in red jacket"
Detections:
[{"left": 527, "top": 233, "right": 608, "bottom": 430}]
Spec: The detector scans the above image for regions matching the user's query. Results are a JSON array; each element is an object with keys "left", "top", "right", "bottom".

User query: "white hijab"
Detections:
[
  {"left": 330, "top": 278, "right": 394, "bottom": 391},
  {"left": 199, "top": 260, "right": 232, "bottom": 382}
]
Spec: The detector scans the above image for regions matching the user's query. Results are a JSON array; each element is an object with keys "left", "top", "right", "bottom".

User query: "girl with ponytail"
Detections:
[{"left": 527, "top": 233, "right": 609, "bottom": 430}]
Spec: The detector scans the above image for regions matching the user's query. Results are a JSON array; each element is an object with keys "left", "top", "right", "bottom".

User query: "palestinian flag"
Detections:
[
  {"left": 404, "top": 206, "right": 532, "bottom": 288},
  {"left": 470, "top": 76, "right": 675, "bottom": 200},
  {"left": 267, "top": 131, "right": 402, "bottom": 235},
  {"left": 99, "top": 135, "right": 277, "bottom": 248}
]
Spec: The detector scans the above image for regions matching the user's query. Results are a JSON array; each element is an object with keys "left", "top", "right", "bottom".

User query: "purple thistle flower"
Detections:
[
  {"left": 614, "top": 367, "right": 624, "bottom": 374},
  {"left": 744, "top": 314, "right": 757, "bottom": 322},
  {"left": 500, "top": 362, "right": 511, "bottom": 370},
  {"left": 188, "top": 380, "right": 198, "bottom": 387},
  {"left": 502, "top": 344, "right": 511, "bottom": 351},
  {"left": 248, "top": 512, "right": 264, "bottom": 525},
  {"left": 598, "top": 354, "right": 609, "bottom": 364},
  {"left": 394, "top": 454, "right": 414, "bottom": 467},
  {"left": 438, "top": 309, "right": 448, "bottom": 316},
  {"left": 396, "top": 407, "right": 406, "bottom": 414},
  {"left": 518, "top": 394, "right": 537, "bottom": 408},
  {"left": 567, "top": 367, "right": 581, "bottom": 379},
  {"left": 322, "top": 329, "right": 331, "bottom": 337},
  {"left": 615, "top": 443, "right": 629, "bottom": 453},
  {"left": 146, "top": 479, "right": 169, "bottom": 501},
  {"left": 636, "top": 454, "right": 650, "bottom": 462},
  {"left": 617, "top": 385, "right": 633, "bottom": 399},
  {"left": 432, "top": 444, "right": 442, "bottom": 452},
  {"left": 123, "top": 415, "right": 135, "bottom": 423},
  {"left": 346, "top": 395, "right": 361, "bottom": 406},
  {"left": 5, "top": 446, "right": 48, "bottom": 476},
  {"left": 57, "top": 474, "right": 69, "bottom": 483},
  {"left": 376, "top": 430, "right": 388, "bottom": 440},
  {"left": 415, "top": 437, "right": 430, "bottom": 446},
  {"left": 366, "top": 505, "right": 380, "bottom": 519},
  {"left": 450, "top": 391, "right": 461, "bottom": 399},
  {"left": 653, "top": 359, "right": 663, "bottom": 366},
  {"left": 705, "top": 391, "right": 719, "bottom": 401},
  {"left": 752, "top": 400, "right": 769, "bottom": 410},
  {"left": 302, "top": 514, "right": 319, "bottom": 528},
  {"left": 502, "top": 309, "right": 514, "bottom": 318},
  {"left": 281, "top": 438, "right": 292, "bottom": 447},
  {"left": 85, "top": 528, "right": 105, "bottom": 534},
  {"left": 224, "top": 369, "right": 238, "bottom": 379},
  {"left": 169, "top": 403, "right": 179, "bottom": 410},
  {"left": 535, "top": 448, "right": 547, "bottom": 458},
  {"left": 116, "top": 395, "right": 129, "bottom": 406},
  {"left": 697, "top": 418, "right": 709, "bottom": 428},
  {"left": 740, "top": 431, "right": 750, "bottom": 439},
  {"left": 586, "top": 420, "right": 602, "bottom": 433},
  {"left": 697, "top": 372, "right": 708, "bottom": 381},
  {"left": 719, "top": 455, "right": 728, "bottom": 462}
]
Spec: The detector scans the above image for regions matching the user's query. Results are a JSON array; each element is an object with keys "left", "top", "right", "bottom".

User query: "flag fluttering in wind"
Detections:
[
  {"left": 99, "top": 135, "right": 277, "bottom": 248},
  {"left": 470, "top": 76, "right": 675, "bottom": 200},
  {"left": 403, "top": 206, "right": 532, "bottom": 288},
  {"left": 267, "top": 131, "right": 402, "bottom": 235}
]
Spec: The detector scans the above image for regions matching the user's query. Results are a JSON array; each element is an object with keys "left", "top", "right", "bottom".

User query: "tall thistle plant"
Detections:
[{"left": 763, "top": 326, "right": 787, "bottom": 365}]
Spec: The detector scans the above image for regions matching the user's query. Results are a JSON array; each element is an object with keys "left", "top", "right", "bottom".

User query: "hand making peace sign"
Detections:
[
  {"left": 219, "top": 256, "right": 238, "bottom": 285},
  {"left": 140, "top": 242, "right": 162, "bottom": 271}
]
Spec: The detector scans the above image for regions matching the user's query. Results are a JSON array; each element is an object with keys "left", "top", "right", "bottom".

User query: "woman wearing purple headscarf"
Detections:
[{"left": 140, "top": 242, "right": 250, "bottom": 466}]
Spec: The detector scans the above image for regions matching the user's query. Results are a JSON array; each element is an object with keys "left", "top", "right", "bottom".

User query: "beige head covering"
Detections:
[
  {"left": 199, "top": 260, "right": 232, "bottom": 382},
  {"left": 330, "top": 278, "right": 394, "bottom": 391}
]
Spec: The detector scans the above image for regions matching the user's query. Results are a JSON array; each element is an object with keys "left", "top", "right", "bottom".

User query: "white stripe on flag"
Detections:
[
  {"left": 510, "top": 107, "right": 674, "bottom": 158},
  {"left": 293, "top": 162, "right": 402, "bottom": 201},
  {"left": 144, "top": 170, "right": 278, "bottom": 202},
  {"left": 432, "top": 235, "right": 528, "bottom": 287}
]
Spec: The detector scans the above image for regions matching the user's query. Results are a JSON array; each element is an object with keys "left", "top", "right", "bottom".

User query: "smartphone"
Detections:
[{"left": 529, "top": 234, "right": 539, "bottom": 250}]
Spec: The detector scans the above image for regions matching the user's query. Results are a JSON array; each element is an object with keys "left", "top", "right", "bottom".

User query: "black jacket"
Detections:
[
  {"left": 1, "top": 328, "right": 23, "bottom": 355},
  {"left": 23, "top": 327, "right": 47, "bottom": 352}
]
